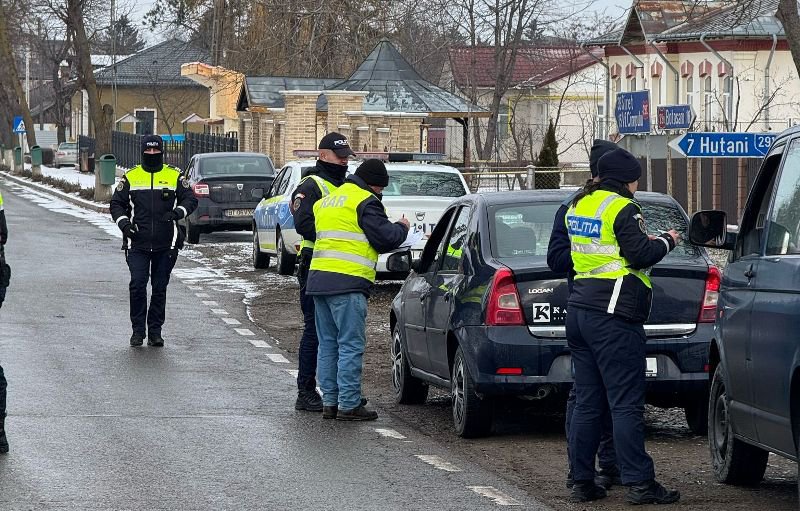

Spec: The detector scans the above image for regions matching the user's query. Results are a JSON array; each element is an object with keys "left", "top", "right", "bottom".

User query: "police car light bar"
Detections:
[{"left": 291, "top": 150, "right": 446, "bottom": 162}]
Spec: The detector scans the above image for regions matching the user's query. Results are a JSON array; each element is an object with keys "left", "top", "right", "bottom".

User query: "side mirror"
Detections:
[
  {"left": 386, "top": 251, "right": 412, "bottom": 273},
  {"left": 251, "top": 188, "right": 265, "bottom": 200},
  {"left": 689, "top": 210, "right": 733, "bottom": 249}
]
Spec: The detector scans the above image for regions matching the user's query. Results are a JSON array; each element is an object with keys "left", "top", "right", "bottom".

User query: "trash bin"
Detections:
[
  {"left": 87, "top": 153, "right": 95, "bottom": 173},
  {"left": 98, "top": 154, "right": 117, "bottom": 186},
  {"left": 13, "top": 146, "right": 22, "bottom": 166},
  {"left": 30, "top": 145, "right": 42, "bottom": 166}
]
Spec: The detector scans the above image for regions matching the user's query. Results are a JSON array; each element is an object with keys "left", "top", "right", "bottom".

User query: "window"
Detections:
[
  {"left": 134, "top": 109, "right": 155, "bottom": 135},
  {"left": 613, "top": 77, "right": 622, "bottom": 96},
  {"left": 440, "top": 207, "right": 471, "bottom": 272},
  {"left": 685, "top": 76, "right": 694, "bottom": 110},
  {"left": 737, "top": 144, "right": 784, "bottom": 258},
  {"left": 629, "top": 76, "right": 637, "bottom": 91},
  {"left": 382, "top": 171, "right": 468, "bottom": 198},
  {"left": 766, "top": 139, "right": 800, "bottom": 255},
  {"left": 638, "top": 201, "right": 698, "bottom": 259},
  {"left": 596, "top": 104, "right": 607, "bottom": 139},
  {"left": 418, "top": 208, "right": 456, "bottom": 273},
  {"left": 651, "top": 77, "right": 661, "bottom": 107},
  {"left": 703, "top": 76, "right": 713, "bottom": 129},
  {"left": 720, "top": 76, "right": 734, "bottom": 127},
  {"left": 266, "top": 167, "right": 289, "bottom": 199},
  {"left": 497, "top": 103, "right": 510, "bottom": 140},
  {"left": 490, "top": 203, "right": 559, "bottom": 258},
  {"left": 199, "top": 155, "right": 275, "bottom": 176}
]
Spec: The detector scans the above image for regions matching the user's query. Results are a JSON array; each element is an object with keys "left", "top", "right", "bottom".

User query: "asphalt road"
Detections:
[{"left": 0, "top": 177, "right": 551, "bottom": 510}]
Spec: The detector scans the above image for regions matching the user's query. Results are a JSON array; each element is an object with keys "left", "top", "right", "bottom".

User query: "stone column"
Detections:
[
  {"left": 280, "top": 91, "right": 321, "bottom": 164},
  {"left": 376, "top": 127, "right": 391, "bottom": 152},
  {"left": 324, "top": 91, "right": 369, "bottom": 138}
]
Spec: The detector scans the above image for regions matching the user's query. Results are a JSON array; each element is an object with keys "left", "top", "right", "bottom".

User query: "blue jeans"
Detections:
[
  {"left": 313, "top": 292, "right": 367, "bottom": 410},
  {"left": 127, "top": 249, "right": 178, "bottom": 336},
  {"left": 567, "top": 306, "right": 655, "bottom": 485}
]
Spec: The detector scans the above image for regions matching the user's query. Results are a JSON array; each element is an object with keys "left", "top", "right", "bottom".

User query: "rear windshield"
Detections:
[
  {"left": 490, "top": 199, "right": 698, "bottom": 260},
  {"left": 199, "top": 156, "right": 275, "bottom": 176},
  {"left": 60, "top": 143, "right": 77, "bottom": 150},
  {"left": 383, "top": 171, "right": 467, "bottom": 197}
]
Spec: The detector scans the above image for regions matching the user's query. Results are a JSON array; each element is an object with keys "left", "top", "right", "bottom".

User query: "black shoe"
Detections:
[
  {"left": 626, "top": 480, "right": 680, "bottom": 505},
  {"left": 595, "top": 467, "right": 622, "bottom": 490},
  {"left": 566, "top": 471, "right": 574, "bottom": 489},
  {"left": 322, "top": 398, "right": 368, "bottom": 419},
  {"left": 295, "top": 389, "right": 323, "bottom": 412},
  {"left": 130, "top": 333, "right": 144, "bottom": 347},
  {"left": 0, "top": 415, "right": 7, "bottom": 454},
  {"left": 569, "top": 480, "right": 607, "bottom": 503},
  {"left": 336, "top": 404, "right": 378, "bottom": 421},
  {"left": 147, "top": 334, "right": 164, "bottom": 347}
]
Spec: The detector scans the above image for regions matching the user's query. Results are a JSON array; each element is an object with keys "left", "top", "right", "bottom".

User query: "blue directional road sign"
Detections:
[
  {"left": 657, "top": 105, "right": 694, "bottom": 130},
  {"left": 615, "top": 91, "right": 650, "bottom": 134},
  {"left": 12, "top": 116, "right": 25, "bottom": 134},
  {"left": 669, "top": 132, "right": 777, "bottom": 158}
]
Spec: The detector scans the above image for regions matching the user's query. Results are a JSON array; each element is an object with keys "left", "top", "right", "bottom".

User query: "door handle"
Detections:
[{"left": 744, "top": 264, "right": 755, "bottom": 279}]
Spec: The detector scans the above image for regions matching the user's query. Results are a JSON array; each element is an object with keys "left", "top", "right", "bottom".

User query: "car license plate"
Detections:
[
  {"left": 224, "top": 209, "right": 254, "bottom": 217},
  {"left": 645, "top": 357, "right": 657, "bottom": 377}
]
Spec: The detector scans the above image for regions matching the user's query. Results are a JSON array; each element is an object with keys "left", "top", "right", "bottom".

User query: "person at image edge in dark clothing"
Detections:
[
  {"left": 110, "top": 135, "right": 198, "bottom": 347},
  {"left": 289, "top": 132, "right": 353, "bottom": 412},
  {"left": 565, "top": 147, "right": 681, "bottom": 505},
  {"left": 546, "top": 139, "right": 620, "bottom": 490},
  {"left": 0, "top": 189, "right": 9, "bottom": 454}
]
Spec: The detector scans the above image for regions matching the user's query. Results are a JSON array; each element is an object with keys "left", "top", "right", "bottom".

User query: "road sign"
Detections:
[
  {"left": 669, "top": 132, "right": 777, "bottom": 158},
  {"left": 615, "top": 91, "right": 650, "bottom": 134},
  {"left": 657, "top": 105, "right": 694, "bottom": 130},
  {"left": 12, "top": 116, "right": 25, "bottom": 134}
]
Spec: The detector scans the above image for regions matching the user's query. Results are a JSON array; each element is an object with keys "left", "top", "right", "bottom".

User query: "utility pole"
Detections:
[{"left": 210, "top": 0, "right": 225, "bottom": 65}]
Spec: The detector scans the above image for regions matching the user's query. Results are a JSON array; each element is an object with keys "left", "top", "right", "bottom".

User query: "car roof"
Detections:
[
  {"left": 461, "top": 189, "right": 680, "bottom": 207},
  {"left": 195, "top": 152, "right": 270, "bottom": 159},
  {"left": 772, "top": 125, "right": 800, "bottom": 144}
]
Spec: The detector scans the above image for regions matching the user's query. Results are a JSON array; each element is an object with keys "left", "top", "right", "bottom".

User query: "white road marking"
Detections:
[
  {"left": 375, "top": 428, "right": 407, "bottom": 440},
  {"left": 286, "top": 369, "right": 299, "bottom": 378},
  {"left": 202, "top": 300, "right": 219, "bottom": 306},
  {"left": 222, "top": 317, "right": 241, "bottom": 325},
  {"left": 211, "top": 309, "right": 229, "bottom": 315},
  {"left": 195, "top": 292, "right": 210, "bottom": 298},
  {"left": 248, "top": 339, "right": 271, "bottom": 348},
  {"left": 187, "top": 286, "right": 203, "bottom": 291},
  {"left": 234, "top": 328, "right": 255, "bottom": 336},
  {"left": 266, "top": 353, "right": 290, "bottom": 363},
  {"left": 414, "top": 455, "right": 462, "bottom": 472},
  {"left": 467, "top": 487, "right": 521, "bottom": 506}
]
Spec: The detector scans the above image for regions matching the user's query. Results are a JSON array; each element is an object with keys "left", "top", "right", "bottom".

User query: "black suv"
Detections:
[{"left": 689, "top": 126, "right": 800, "bottom": 490}]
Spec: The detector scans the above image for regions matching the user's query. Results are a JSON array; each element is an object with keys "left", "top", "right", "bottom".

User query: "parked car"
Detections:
[
  {"left": 181, "top": 152, "right": 276, "bottom": 244},
  {"left": 388, "top": 190, "right": 716, "bottom": 438},
  {"left": 54, "top": 142, "right": 78, "bottom": 167},
  {"left": 252, "top": 155, "right": 470, "bottom": 276},
  {"left": 688, "top": 126, "right": 800, "bottom": 489}
]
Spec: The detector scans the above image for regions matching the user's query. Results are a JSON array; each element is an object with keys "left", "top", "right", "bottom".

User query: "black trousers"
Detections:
[
  {"left": 127, "top": 248, "right": 178, "bottom": 336},
  {"left": 296, "top": 249, "right": 318, "bottom": 391},
  {"left": 0, "top": 364, "right": 5, "bottom": 419}
]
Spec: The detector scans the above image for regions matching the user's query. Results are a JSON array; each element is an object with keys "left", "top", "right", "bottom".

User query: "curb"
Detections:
[{"left": 0, "top": 171, "right": 110, "bottom": 214}]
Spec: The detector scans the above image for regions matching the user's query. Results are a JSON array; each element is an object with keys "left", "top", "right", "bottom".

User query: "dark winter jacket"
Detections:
[{"left": 290, "top": 160, "right": 348, "bottom": 248}]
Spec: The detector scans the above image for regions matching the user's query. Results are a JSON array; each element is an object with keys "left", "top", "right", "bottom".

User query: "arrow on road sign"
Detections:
[{"left": 669, "top": 132, "right": 777, "bottom": 158}]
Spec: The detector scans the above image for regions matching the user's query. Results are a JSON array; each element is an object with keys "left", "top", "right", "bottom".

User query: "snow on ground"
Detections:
[{"left": 25, "top": 163, "right": 122, "bottom": 189}]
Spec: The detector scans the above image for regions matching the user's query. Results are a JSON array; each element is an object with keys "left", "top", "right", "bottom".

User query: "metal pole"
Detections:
[{"left": 646, "top": 133, "right": 652, "bottom": 191}]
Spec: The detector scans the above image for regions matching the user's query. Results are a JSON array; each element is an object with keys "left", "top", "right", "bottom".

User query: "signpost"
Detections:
[
  {"left": 615, "top": 91, "right": 651, "bottom": 134},
  {"left": 657, "top": 105, "right": 694, "bottom": 130},
  {"left": 669, "top": 132, "right": 776, "bottom": 158},
  {"left": 12, "top": 116, "right": 25, "bottom": 134}
]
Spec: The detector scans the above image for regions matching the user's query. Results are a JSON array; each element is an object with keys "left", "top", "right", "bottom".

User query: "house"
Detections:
[
  {"left": 70, "top": 39, "right": 211, "bottom": 140},
  {"left": 586, "top": 0, "right": 796, "bottom": 216},
  {"left": 442, "top": 44, "right": 605, "bottom": 164}
]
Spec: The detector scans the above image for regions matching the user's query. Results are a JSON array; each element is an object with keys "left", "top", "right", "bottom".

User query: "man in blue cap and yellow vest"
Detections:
[
  {"left": 289, "top": 132, "right": 352, "bottom": 412},
  {"left": 111, "top": 135, "right": 198, "bottom": 348},
  {"left": 306, "top": 159, "right": 409, "bottom": 420}
]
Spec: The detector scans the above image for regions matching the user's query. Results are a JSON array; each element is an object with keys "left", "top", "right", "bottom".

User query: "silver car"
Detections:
[{"left": 54, "top": 142, "right": 78, "bottom": 167}]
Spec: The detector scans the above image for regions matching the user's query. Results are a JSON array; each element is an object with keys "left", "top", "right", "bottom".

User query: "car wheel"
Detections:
[
  {"left": 253, "top": 227, "right": 270, "bottom": 269},
  {"left": 684, "top": 392, "right": 709, "bottom": 435},
  {"left": 390, "top": 324, "right": 429, "bottom": 405},
  {"left": 451, "top": 346, "right": 492, "bottom": 438},
  {"left": 186, "top": 217, "right": 201, "bottom": 244},
  {"left": 276, "top": 231, "right": 297, "bottom": 276},
  {"left": 709, "top": 364, "right": 768, "bottom": 485}
]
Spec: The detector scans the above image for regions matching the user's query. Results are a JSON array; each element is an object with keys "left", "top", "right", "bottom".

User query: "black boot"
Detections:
[
  {"left": 323, "top": 398, "right": 368, "bottom": 420},
  {"left": 336, "top": 404, "right": 378, "bottom": 421},
  {"left": 0, "top": 414, "right": 8, "bottom": 454},
  {"left": 130, "top": 333, "right": 144, "bottom": 347},
  {"left": 147, "top": 334, "right": 164, "bottom": 347},
  {"left": 595, "top": 466, "right": 622, "bottom": 490},
  {"left": 295, "top": 389, "right": 323, "bottom": 412},
  {"left": 569, "top": 480, "right": 607, "bottom": 503},
  {"left": 626, "top": 480, "right": 680, "bottom": 505}
]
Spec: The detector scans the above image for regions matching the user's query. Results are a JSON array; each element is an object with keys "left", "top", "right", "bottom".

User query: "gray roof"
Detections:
[
  {"left": 655, "top": 0, "right": 783, "bottom": 41},
  {"left": 236, "top": 77, "right": 340, "bottom": 110},
  {"left": 94, "top": 39, "right": 210, "bottom": 87},
  {"left": 323, "top": 40, "right": 486, "bottom": 116},
  {"left": 583, "top": 29, "right": 624, "bottom": 46}
]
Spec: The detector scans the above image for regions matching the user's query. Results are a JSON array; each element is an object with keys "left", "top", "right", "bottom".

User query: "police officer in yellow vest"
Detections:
[
  {"left": 306, "top": 159, "right": 409, "bottom": 421},
  {"left": 565, "top": 148, "right": 681, "bottom": 505},
  {"left": 110, "top": 135, "right": 198, "bottom": 347},
  {"left": 289, "top": 132, "right": 352, "bottom": 412}
]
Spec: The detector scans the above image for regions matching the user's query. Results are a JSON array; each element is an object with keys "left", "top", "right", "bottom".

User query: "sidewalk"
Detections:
[{"left": 0, "top": 164, "right": 116, "bottom": 213}]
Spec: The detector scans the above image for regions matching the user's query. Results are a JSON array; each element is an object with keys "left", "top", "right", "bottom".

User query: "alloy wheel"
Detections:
[
  {"left": 452, "top": 358, "right": 466, "bottom": 425},
  {"left": 391, "top": 330, "right": 403, "bottom": 392}
]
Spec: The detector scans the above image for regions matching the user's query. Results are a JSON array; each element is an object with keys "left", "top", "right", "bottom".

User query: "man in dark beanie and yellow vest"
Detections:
[
  {"left": 306, "top": 159, "right": 409, "bottom": 421},
  {"left": 111, "top": 135, "right": 198, "bottom": 348}
]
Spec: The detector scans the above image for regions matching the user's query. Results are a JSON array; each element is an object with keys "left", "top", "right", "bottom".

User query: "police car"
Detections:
[{"left": 252, "top": 153, "right": 470, "bottom": 277}]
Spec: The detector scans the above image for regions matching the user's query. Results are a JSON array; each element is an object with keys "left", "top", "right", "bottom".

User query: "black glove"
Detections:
[
  {"left": 161, "top": 209, "right": 181, "bottom": 222},
  {"left": 0, "top": 234, "right": 6, "bottom": 245},
  {"left": 122, "top": 223, "right": 139, "bottom": 240}
]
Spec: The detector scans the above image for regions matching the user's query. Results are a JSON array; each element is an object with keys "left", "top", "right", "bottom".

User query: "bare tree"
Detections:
[{"left": 0, "top": 0, "right": 38, "bottom": 154}]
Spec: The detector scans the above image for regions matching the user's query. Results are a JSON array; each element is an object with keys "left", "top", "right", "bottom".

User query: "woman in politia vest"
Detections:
[{"left": 565, "top": 148, "right": 680, "bottom": 505}]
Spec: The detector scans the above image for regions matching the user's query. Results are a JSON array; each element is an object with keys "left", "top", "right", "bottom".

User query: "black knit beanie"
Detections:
[
  {"left": 355, "top": 159, "right": 389, "bottom": 187},
  {"left": 597, "top": 148, "right": 642, "bottom": 183},
  {"left": 589, "top": 139, "right": 617, "bottom": 178}
]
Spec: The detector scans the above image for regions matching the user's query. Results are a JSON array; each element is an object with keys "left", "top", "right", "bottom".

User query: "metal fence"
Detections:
[
  {"left": 101, "top": 131, "right": 240, "bottom": 170},
  {"left": 454, "top": 165, "right": 591, "bottom": 193}
]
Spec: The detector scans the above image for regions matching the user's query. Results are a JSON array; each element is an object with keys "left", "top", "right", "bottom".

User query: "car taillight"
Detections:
[
  {"left": 486, "top": 267, "right": 525, "bottom": 326},
  {"left": 57, "top": 151, "right": 65, "bottom": 156},
  {"left": 699, "top": 265, "right": 721, "bottom": 323},
  {"left": 193, "top": 183, "right": 209, "bottom": 197}
]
